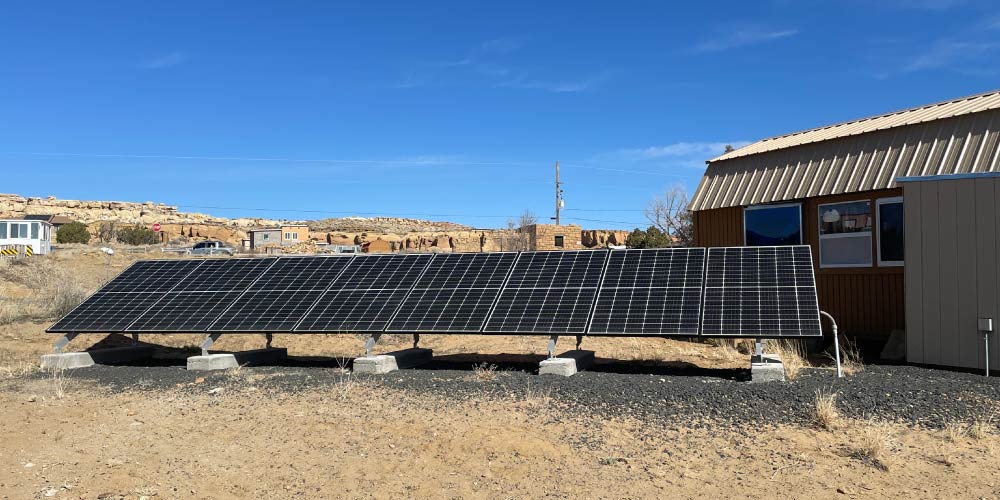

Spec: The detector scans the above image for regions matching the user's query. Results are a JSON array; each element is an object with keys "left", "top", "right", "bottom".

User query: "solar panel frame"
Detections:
[
  {"left": 587, "top": 247, "right": 706, "bottom": 336},
  {"left": 385, "top": 252, "right": 518, "bottom": 333},
  {"left": 700, "top": 245, "right": 821, "bottom": 338},
  {"left": 483, "top": 250, "right": 608, "bottom": 334}
]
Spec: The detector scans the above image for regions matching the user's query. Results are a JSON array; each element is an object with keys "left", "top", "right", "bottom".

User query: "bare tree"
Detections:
[
  {"left": 96, "top": 221, "right": 117, "bottom": 244},
  {"left": 644, "top": 184, "right": 693, "bottom": 247},
  {"left": 499, "top": 218, "right": 529, "bottom": 251},
  {"left": 518, "top": 209, "right": 537, "bottom": 228}
]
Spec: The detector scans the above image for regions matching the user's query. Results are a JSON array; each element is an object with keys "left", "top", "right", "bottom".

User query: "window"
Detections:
[
  {"left": 0, "top": 223, "right": 6, "bottom": 239},
  {"left": 262, "top": 233, "right": 270, "bottom": 241},
  {"left": 877, "top": 197, "right": 904, "bottom": 266},
  {"left": 818, "top": 200, "right": 872, "bottom": 268},
  {"left": 744, "top": 203, "right": 802, "bottom": 246},
  {"left": 10, "top": 223, "right": 22, "bottom": 238},
  {"left": 554, "top": 235, "right": 565, "bottom": 247},
  {"left": 30, "top": 223, "right": 38, "bottom": 239}
]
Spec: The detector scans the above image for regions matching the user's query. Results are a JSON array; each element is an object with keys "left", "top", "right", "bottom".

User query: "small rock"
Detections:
[
  {"left": 43, "top": 488, "right": 57, "bottom": 497},
  {"left": 208, "top": 387, "right": 224, "bottom": 395},
  {"left": 194, "top": 377, "right": 205, "bottom": 384},
  {"left": 27, "top": 395, "right": 37, "bottom": 403},
  {"left": 24, "top": 463, "right": 34, "bottom": 469},
  {"left": 126, "top": 409, "right": 136, "bottom": 416}
]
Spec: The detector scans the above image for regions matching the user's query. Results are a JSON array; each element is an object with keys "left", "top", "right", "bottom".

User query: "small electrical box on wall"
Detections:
[{"left": 978, "top": 318, "right": 993, "bottom": 333}]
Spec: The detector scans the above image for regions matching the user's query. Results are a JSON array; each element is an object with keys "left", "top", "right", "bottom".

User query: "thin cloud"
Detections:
[
  {"left": 143, "top": 52, "right": 187, "bottom": 69},
  {"left": 395, "top": 37, "right": 600, "bottom": 93},
  {"left": 691, "top": 26, "right": 799, "bottom": 53},
  {"left": 904, "top": 40, "right": 999, "bottom": 72},
  {"left": 589, "top": 141, "right": 751, "bottom": 171}
]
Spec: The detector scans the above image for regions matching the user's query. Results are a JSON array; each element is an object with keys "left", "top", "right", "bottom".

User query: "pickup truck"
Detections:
[{"left": 187, "top": 240, "right": 236, "bottom": 256}]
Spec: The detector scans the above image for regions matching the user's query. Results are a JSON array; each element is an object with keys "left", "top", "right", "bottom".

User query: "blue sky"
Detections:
[{"left": 2, "top": 1, "right": 999, "bottom": 229}]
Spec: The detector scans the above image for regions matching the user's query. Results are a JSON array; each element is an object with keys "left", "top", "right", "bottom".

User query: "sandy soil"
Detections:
[
  {"left": 2, "top": 250, "right": 1000, "bottom": 499},
  {"left": 1, "top": 375, "right": 999, "bottom": 500}
]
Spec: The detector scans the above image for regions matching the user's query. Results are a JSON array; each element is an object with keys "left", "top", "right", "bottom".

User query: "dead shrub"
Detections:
[
  {"left": 943, "top": 421, "right": 966, "bottom": 443},
  {"left": 853, "top": 420, "right": 893, "bottom": 470},
  {"left": 969, "top": 413, "right": 995, "bottom": 440},
  {"left": 813, "top": 389, "right": 840, "bottom": 430},
  {"left": 50, "top": 283, "right": 87, "bottom": 318},
  {"left": 711, "top": 339, "right": 751, "bottom": 360},
  {"left": 829, "top": 336, "right": 864, "bottom": 376}
]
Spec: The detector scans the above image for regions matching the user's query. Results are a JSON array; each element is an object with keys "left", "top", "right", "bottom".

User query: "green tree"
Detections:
[
  {"left": 55, "top": 221, "right": 91, "bottom": 244},
  {"left": 116, "top": 225, "right": 159, "bottom": 245},
  {"left": 627, "top": 226, "right": 672, "bottom": 249}
]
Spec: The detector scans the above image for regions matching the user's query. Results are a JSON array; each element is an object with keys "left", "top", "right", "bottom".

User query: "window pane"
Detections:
[
  {"left": 31, "top": 223, "right": 39, "bottom": 239},
  {"left": 819, "top": 201, "right": 872, "bottom": 235},
  {"left": 879, "top": 202, "right": 904, "bottom": 263},
  {"left": 0, "top": 223, "right": 6, "bottom": 239},
  {"left": 745, "top": 205, "right": 801, "bottom": 246},
  {"left": 10, "top": 224, "right": 19, "bottom": 238},
  {"left": 820, "top": 234, "right": 873, "bottom": 266}
]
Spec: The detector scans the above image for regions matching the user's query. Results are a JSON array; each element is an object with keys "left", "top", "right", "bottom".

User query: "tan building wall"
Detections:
[
  {"left": 280, "top": 225, "right": 309, "bottom": 244},
  {"left": 903, "top": 174, "right": 1000, "bottom": 372},
  {"left": 523, "top": 224, "right": 584, "bottom": 251}
]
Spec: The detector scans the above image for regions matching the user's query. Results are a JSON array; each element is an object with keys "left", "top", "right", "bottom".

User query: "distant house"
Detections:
[
  {"left": 22, "top": 215, "right": 75, "bottom": 237},
  {"left": 248, "top": 224, "right": 312, "bottom": 251},
  {"left": 0, "top": 219, "right": 51, "bottom": 255}
]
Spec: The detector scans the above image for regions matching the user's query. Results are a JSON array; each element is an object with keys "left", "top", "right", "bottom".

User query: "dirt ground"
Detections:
[{"left": 2, "top": 250, "right": 1000, "bottom": 499}]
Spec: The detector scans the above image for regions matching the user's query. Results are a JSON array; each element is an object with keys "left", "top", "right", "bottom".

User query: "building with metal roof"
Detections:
[{"left": 690, "top": 89, "right": 1000, "bottom": 349}]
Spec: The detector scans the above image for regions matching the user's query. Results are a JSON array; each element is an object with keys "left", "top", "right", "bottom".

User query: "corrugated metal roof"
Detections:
[
  {"left": 711, "top": 89, "right": 1000, "bottom": 162},
  {"left": 690, "top": 107, "right": 1000, "bottom": 211}
]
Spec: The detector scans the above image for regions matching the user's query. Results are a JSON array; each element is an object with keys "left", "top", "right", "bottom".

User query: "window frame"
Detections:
[
  {"left": 876, "top": 196, "right": 904, "bottom": 267},
  {"left": 554, "top": 235, "right": 565, "bottom": 247},
  {"left": 742, "top": 202, "right": 803, "bottom": 246},
  {"left": 817, "top": 199, "right": 873, "bottom": 269}
]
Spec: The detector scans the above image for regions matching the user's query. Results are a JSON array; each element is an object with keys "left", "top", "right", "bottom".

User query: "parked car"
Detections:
[{"left": 188, "top": 240, "right": 236, "bottom": 256}]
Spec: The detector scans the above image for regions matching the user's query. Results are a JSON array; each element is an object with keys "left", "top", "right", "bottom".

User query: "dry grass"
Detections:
[
  {"left": 969, "top": 413, "right": 996, "bottom": 440},
  {"left": 771, "top": 339, "right": 809, "bottom": 380},
  {"left": 0, "top": 348, "right": 39, "bottom": 379},
  {"left": 831, "top": 336, "right": 864, "bottom": 376},
  {"left": 944, "top": 420, "right": 967, "bottom": 443},
  {"left": 853, "top": 419, "right": 894, "bottom": 470},
  {"left": 470, "top": 362, "right": 499, "bottom": 382},
  {"left": 49, "top": 367, "right": 68, "bottom": 400},
  {"left": 712, "top": 338, "right": 751, "bottom": 360},
  {"left": 812, "top": 389, "right": 840, "bottom": 430}
]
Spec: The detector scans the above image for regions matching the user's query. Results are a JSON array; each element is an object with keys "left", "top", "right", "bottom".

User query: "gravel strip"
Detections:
[{"left": 23, "top": 358, "right": 1000, "bottom": 430}]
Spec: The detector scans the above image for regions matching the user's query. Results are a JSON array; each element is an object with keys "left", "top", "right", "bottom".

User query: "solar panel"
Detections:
[
  {"left": 126, "top": 258, "right": 278, "bottom": 332},
  {"left": 48, "top": 292, "right": 166, "bottom": 333},
  {"left": 295, "top": 253, "right": 433, "bottom": 332},
  {"left": 588, "top": 248, "right": 705, "bottom": 335},
  {"left": 483, "top": 250, "right": 607, "bottom": 334},
  {"left": 386, "top": 252, "right": 517, "bottom": 332},
  {"left": 209, "top": 256, "right": 354, "bottom": 332},
  {"left": 98, "top": 259, "right": 204, "bottom": 293},
  {"left": 701, "top": 246, "right": 821, "bottom": 337}
]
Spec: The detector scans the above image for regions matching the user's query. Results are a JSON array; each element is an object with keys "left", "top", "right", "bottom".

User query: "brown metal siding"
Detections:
[
  {"left": 691, "top": 108, "right": 1000, "bottom": 211},
  {"left": 693, "top": 188, "right": 905, "bottom": 337}
]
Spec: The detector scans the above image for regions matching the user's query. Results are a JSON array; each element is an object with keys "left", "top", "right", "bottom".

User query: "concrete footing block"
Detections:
[
  {"left": 751, "top": 354, "right": 785, "bottom": 383},
  {"left": 353, "top": 348, "right": 432, "bottom": 375},
  {"left": 187, "top": 348, "right": 287, "bottom": 371},
  {"left": 40, "top": 345, "right": 155, "bottom": 370},
  {"left": 539, "top": 350, "right": 595, "bottom": 377}
]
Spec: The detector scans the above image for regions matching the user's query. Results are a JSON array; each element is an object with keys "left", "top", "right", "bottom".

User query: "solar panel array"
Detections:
[{"left": 49, "top": 245, "right": 823, "bottom": 337}]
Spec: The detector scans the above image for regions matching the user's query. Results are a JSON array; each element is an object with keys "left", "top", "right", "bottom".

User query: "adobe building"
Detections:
[{"left": 522, "top": 223, "right": 584, "bottom": 251}]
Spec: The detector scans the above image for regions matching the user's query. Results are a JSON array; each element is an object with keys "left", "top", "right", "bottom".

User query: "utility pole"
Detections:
[{"left": 554, "top": 161, "right": 561, "bottom": 225}]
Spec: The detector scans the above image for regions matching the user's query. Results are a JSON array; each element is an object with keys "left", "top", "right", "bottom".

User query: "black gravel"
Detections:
[{"left": 21, "top": 353, "right": 1000, "bottom": 430}]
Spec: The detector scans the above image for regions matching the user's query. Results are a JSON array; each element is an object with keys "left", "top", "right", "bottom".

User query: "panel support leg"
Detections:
[
  {"left": 201, "top": 332, "right": 222, "bottom": 356},
  {"left": 575, "top": 335, "right": 583, "bottom": 350},
  {"left": 131, "top": 333, "right": 139, "bottom": 346},
  {"left": 547, "top": 335, "right": 559, "bottom": 359},
  {"left": 412, "top": 333, "right": 420, "bottom": 349},
  {"left": 54, "top": 332, "right": 79, "bottom": 354},
  {"left": 754, "top": 338, "right": 766, "bottom": 358},
  {"left": 365, "top": 333, "right": 382, "bottom": 357},
  {"left": 265, "top": 333, "right": 274, "bottom": 349}
]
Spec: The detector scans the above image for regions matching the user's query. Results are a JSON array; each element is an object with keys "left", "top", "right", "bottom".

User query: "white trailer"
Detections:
[{"left": 0, "top": 219, "right": 52, "bottom": 256}]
